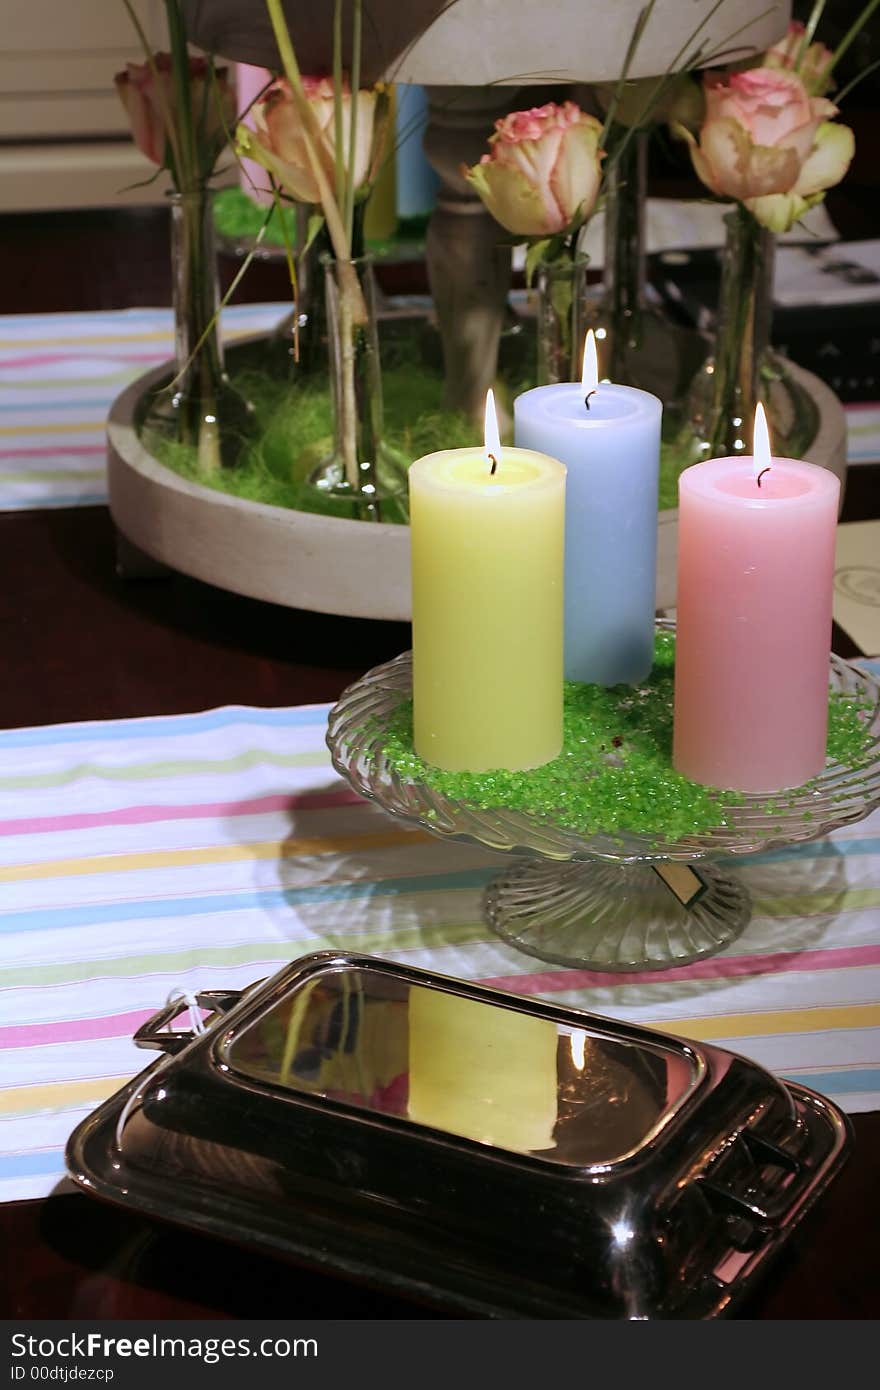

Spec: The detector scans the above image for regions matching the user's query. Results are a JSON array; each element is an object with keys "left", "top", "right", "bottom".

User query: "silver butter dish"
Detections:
[{"left": 66, "top": 951, "right": 851, "bottom": 1319}]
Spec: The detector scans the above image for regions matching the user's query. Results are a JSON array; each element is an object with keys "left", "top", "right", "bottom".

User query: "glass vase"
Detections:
[
  {"left": 601, "top": 131, "right": 646, "bottom": 384},
  {"left": 269, "top": 213, "right": 330, "bottom": 379},
  {"left": 535, "top": 255, "right": 590, "bottom": 385},
  {"left": 141, "top": 190, "right": 254, "bottom": 470},
  {"left": 308, "top": 254, "right": 408, "bottom": 523},
  {"left": 584, "top": 131, "right": 707, "bottom": 412},
  {"left": 688, "top": 205, "right": 818, "bottom": 459}
]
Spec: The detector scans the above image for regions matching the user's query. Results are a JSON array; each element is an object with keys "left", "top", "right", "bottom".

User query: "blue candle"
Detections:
[{"left": 514, "top": 335, "right": 662, "bottom": 686}]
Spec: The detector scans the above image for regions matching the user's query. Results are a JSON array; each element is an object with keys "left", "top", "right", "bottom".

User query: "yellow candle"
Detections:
[
  {"left": 407, "top": 987, "right": 559, "bottom": 1154},
  {"left": 409, "top": 401, "right": 566, "bottom": 772}
]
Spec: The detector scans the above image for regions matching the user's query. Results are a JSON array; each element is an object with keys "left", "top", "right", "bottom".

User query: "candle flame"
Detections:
[
  {"left": 581, "top": 330, "right": 599, "bottom": 393},
  {"left": 753, "top": 402, "right": 771, "bottom": 479},
  {"left": 484, "top": 388, "right": 501, "bottom": 471}
]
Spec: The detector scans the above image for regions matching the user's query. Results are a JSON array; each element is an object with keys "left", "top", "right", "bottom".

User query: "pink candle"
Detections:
[
  {"left": 235, "top": 64, "right": 274, "bottom": 206},
  {"left": 673, "top": 421, "right": 839, "bottom": 793}
]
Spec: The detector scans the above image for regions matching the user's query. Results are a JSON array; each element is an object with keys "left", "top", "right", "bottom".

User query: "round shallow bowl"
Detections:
[
  {"left": 325, "top": 637, "right": 880, "bottom": 970},
  {"left": 107, "top": 357, "right": 847, "bottom": 621}
]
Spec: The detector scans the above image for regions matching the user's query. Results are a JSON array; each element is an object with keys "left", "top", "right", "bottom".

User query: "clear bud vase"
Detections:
[
  {"left": 688, "top": 205, "right": 817, "bottom": 459},
  {"left": 601, "top": 131, "right": 646, "bottom": 383},
  {"left": 584, "top": 130, "right": 706, "bottom": 412},
  {"left": 535, "top": 255, "right": 589, "bottom": 385},
  {"left": 308, "top": 254, "right": 408, "bottom": 522},
  {"left": 141, "top": 190, "right": 254, "bottom": 470},
  {"left": 268, "top": 210, "right": 329, "bottom": 379}
]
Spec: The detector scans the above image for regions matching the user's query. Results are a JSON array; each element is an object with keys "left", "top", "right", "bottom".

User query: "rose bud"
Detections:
[{"left": 464, "top": 101, "right": 604, "bottom": 238}]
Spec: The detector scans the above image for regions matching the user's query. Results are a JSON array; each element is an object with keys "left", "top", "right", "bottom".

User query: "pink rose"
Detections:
[
  {"left": 243, "top": 75, "right": 377, "bottom": 205},
  {"left": 115, "top": 54, "right": 235, "bottom": 171},
  {"left": 764, "top": 20, "right": 835, "bottom": 96},
  {"left": 746, "top": 121, "right": 855, "bottom": 232},
  {"left": 679, "top": 66, "right": 852, "bottom": 231},
  {"left": 464, "top": 102, "right": 604, "bottom": 238}
]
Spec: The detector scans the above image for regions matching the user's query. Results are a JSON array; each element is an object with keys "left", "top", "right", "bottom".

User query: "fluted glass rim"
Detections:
[{"left": 326, "top": 625, "right": 880, "bottom": 866}]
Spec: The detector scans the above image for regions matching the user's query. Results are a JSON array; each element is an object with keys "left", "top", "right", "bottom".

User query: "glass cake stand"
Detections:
[{"left": 326, "top": 636, "right": 880, "bottom": 971}]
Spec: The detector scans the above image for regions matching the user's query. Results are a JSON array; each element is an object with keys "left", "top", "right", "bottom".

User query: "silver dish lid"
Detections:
[{"left": 67, "top": 951, "right": 851, "bottom": 1319}]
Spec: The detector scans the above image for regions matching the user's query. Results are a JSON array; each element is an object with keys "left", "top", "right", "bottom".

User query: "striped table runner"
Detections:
[
  {"left": 2, "top": 680, "right": 879, "bottom": 1203},
  {"left": 0, "top": 305, "right": 878, "bottom": 512},
  {"left": 845, "top": 402, "right": 880, "bottom": 464},
  {"left": 0, "top": 304, "right": 287, "bottom": 512}
]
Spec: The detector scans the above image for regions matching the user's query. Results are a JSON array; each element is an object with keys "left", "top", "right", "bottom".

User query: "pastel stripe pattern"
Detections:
[
  {"left": 0, "top": 307, "right": 878, "bottom": 511},
  {"left": 845, "top": 402, "right": 880, "bottom": 465},
  {"left": 0, "top": 305, "right": 287, "bottom": 512},
  {"left": 1, "top": 673, "right": 880, "bottom": 1202}
]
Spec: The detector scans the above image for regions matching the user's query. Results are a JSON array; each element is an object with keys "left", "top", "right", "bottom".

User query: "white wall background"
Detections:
[{"left": 1, "top": 1, "right": 171, "bottom": 210}]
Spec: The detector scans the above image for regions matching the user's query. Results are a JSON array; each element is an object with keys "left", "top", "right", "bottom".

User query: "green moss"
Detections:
[
  {"left": 376, "top": 633, "right": 876, "bottom": 840},
  {"left": 150, "top": 372, "right": 695, "bottom": 519},
  {"left": 659, "top": 434, "right": 703, "bottom": 511},
  {"left": 144, "top": 314, "right": 707, "bottom": 521},
  {"left": 214, "top": 187, "right": 299, "bottom": 249},
  {"left": 147, "top": 348, "right": 479, "bottom": 518}
]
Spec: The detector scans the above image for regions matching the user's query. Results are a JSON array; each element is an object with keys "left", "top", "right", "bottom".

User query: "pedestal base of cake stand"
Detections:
[{"left": 483, "top": 857, "right": 752, "bottom": 971}]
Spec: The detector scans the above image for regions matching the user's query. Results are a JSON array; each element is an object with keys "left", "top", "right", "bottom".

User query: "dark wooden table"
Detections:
[{"left": 1, "top": 458, "right": 878, "bottom": 1319}]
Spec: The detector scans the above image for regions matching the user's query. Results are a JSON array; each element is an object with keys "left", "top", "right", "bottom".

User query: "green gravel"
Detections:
[{"left": 378, "top": 633, "right": 876, "bottom": 839}]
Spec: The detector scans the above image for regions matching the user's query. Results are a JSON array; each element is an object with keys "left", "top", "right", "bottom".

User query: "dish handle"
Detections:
[{"left": 133, "top": 988, "right": 243, "bottom": 1055}]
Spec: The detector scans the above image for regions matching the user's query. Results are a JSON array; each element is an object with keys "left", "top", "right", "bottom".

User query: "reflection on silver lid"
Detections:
[
  {"left": 67, "top": 953, "right": 852, "bottom": 1319},
  {"left": 223, "top": 967, "right": 698, "bottom": 1167}
]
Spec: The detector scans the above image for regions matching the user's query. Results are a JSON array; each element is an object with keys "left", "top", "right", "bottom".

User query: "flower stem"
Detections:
[
  {"left": 604, "top": 129, "right": 646, "bottom": 381},
  {"left": 164, "top": 0, "right": 197, "bottom": 190},
  {"left": 119, "top": 0, "right": 184, "bottom": 185},
  {"left": 332, "top": 0, "right": 345, "bottom": 209},
  {"left": 344, "top": 0, "right": 363, "bottom": 249},
  {"left": 536, "top": 250, "right": 588, "bottom": 385},
  {"left": 264, "top": 0, "right": 351, "bottom": 262},
  {"left": 796, "top": 0, "right": 829, "bottom": 66},
  {"left": 339, "top": 282, "right": 359, "bottom": 489},
  {"left": 830, "top": 0, "right": 880, "bottom": 72},
  {"left": 709, "top": 205, "right": 772, "bottom": 458}
]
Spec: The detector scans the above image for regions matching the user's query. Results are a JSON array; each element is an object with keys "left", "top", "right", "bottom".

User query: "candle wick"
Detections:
[
  {"left": 584, "top": 390, "right": 597, "bottom": 412},
  {"left": 756, "top": 466, "right": 771, "bottom": 488},
  {"left": 488, "top": 452, "right": 498, "bottom": 476}
]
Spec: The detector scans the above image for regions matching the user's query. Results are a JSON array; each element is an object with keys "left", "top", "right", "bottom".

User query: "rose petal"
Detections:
[
  {"left": 343, "top": 90, "right": 377, "bottom": 190},
  {"left": 793, "top": 121, "right": 855, "bottom": 197},
  {"left": 725, "top": 69, "right": 811, "bottom": 147},
  {"left": 259, "top": 86, "right": 335, "bottom": 201},
  {"left": 497, "top": 125, "right": 563, "bottom": 190},
  {"left": 742, "top": 140, "right": 802, "bottom": 196},
  {"left": 114, "top": 71, "right": 166, "bottom": 166},
  {"left": 470, "top": 102, "right": 603, "bottom": 236},
  {"left": 695, "top": 118, "right": 755, "bottom": 200},
  {"left": 241, "top": 123, "right": 322, "bottom": 203},
  {"left": 466, "top": 157, "right": 562, "bottom": 236},
  {"left": 745, "top": 191, "right": 808, "bottom": 233},
  {"left": 548, "top": 119, "right": 603, "bottom": 227},
  {"left": 675, "top": 121, "right": 720, "bottom": 195},
  {"left": 737, "top": 92, "right": 813, "bottom": 152}
]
